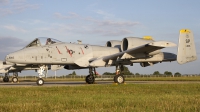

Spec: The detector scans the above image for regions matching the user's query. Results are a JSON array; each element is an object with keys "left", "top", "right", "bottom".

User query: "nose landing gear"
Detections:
[
  {"left": 36, "top": 65, "right": 48, "bottom": 86},
  {"left": 3, "top": 73, "right": 9, "bottom": 82},
  {"left": 36, "top": 78, "right": 44, "bottom": 86}
]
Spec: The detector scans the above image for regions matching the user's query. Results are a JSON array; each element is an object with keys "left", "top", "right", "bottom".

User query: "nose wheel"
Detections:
[
  {"left": 36, "top": 65, "right": 47, "bottom": 86},
  {"left": 36, "top": 78, "right": 44, "bottom": 86}
]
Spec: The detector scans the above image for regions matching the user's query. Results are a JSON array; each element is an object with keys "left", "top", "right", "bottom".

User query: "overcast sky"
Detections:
[{"left": 0, "top": 0, "right": 199, "bottom": 76}]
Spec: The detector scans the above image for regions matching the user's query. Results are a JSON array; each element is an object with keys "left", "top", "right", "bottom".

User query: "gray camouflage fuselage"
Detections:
[{"left": 6, "top": 42, "right": 176, "bottom": 68}]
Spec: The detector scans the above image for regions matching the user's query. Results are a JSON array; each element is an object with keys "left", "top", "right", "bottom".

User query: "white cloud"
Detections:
[
  {"left": 54, "top": 12, "right": 79, "bottom": 19},
  {"left": 18, "top": 19, "right": 44, "bottom": 25},
  {"left": 53, "top": 12, "right": 140, "bottom": 37},
  {"left": 3, "top": 25, "right": 28, "bottom": 33},
  {"left": 12, "top": 0, "right": 39, "bottom": 11},
  {"left": 0, "top": 8, "right": 13, "bottom": 16},
  {"left": 0, "top": 0, "right": 10, "bottom": 5},
  {"left": 95, "top": 10, "right": 114, "bottom": 19},
  {"left": 0, "top": 36, "right": 27, "bottom": 52},
  {"left": 0, "top": 0, "right": 39, "bottom": 16},
  {"left": 91, "top": 20, "right": 140, "bottom": 28}
]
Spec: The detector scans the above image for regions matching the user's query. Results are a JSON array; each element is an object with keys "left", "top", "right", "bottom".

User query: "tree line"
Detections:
[
  {"left": 68, "top": 66, "right": 182, "bottom": 77},
  {"left": 102, "top": 66, "right": 182, "bottom": 77}
]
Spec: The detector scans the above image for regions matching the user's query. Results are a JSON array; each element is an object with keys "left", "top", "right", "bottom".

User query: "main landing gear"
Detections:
[
  {"left": 113, "top": 65, "right": 125, "bottom": 84},
  {"left": 36, "top": 65, "right": 47, "bottom": 86},
  {"left": 3, "top": 72, "right": 19, "bottom": 83},
  {"left": 3, "top": 73, "right": 9, "bottom": 82},
  {"left": 85, "top": 68, "right": 96, "bottom": 84},
  {"left": 85, "top": 65, "right": 125, "bottom": 84}
]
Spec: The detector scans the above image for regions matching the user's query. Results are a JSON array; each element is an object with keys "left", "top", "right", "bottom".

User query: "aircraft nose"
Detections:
[
  {"left": 6, "top": 54, "right": 14, "bottom": 62},
  {"left": 5, "top": 51, "right": 20, "bottom": 63}
]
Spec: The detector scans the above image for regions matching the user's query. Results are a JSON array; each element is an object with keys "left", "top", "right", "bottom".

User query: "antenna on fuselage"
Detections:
[{"left": 77, "top": 40, "right": 82, "bottom": 44}]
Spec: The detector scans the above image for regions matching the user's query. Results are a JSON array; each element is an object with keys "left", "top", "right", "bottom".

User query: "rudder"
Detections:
[{"left": 177, "top": 29, "right": 197, "bottom": 64}]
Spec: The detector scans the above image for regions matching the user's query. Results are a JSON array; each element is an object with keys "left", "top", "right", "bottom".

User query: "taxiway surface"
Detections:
[{"left": 0, "top": 81, "right": 200, "bottom": 87}]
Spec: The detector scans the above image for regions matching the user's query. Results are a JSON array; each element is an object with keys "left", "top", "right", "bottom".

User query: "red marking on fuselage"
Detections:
[
  {"left": 95, "top": 71, "right": 100, "bottom": 76},
  {"left": 56, "top": 46, "right": 62, "bottom": 54},
  {"left": 65, "top": 46, "right": 72, "bottom": 57},
  {"left": 80, "top": 47, "right": 84, "bottom": 55}
]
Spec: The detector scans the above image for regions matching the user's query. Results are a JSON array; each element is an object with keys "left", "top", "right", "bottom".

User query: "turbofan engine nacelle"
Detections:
[
  {"left": 140, "top": 62, "right": 158, "bottom": 67},
  {"left": 121, "top": 37, "right": 154, "bottom": 51},
  {"left": 106, "top": 40, "right": 122, "bottom": 51},
  {"left": 121, "top": 37, "right": 161, "bottom": 55}
]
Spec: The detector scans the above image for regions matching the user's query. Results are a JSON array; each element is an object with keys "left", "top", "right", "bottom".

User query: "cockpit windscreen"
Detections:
[{"left": 25, "top": 37, "right": 62, "bottom": 48}]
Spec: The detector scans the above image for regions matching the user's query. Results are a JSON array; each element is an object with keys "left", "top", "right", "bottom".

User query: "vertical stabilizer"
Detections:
[{"left": 177, "top": 29, "right": 197, "bottom": 64}]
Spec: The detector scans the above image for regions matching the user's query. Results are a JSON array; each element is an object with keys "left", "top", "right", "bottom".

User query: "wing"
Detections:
[
  {"left": 0, "top": 61, "right": 15, "bottom": 73},
  {"left": 89, "top": 41, "right": 176, "bottom": 67}
]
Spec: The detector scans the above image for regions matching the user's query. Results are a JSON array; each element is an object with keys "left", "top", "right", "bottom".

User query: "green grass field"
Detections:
[{"left": 0, "top": 83, "right": 200, "bottom": 112}]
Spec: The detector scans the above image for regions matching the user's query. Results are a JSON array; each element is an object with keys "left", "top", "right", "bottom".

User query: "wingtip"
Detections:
[{"left": 149, "top": 41, "right": 177, "bottom": 47}]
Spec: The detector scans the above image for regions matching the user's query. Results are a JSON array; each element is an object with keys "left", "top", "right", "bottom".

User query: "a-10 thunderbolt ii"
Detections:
[
  {"left": 1, "top": 29, "right": 197, "bottom": 86},
  {"left": 0, "top": 61, "right": 63, "bottom": 83}
]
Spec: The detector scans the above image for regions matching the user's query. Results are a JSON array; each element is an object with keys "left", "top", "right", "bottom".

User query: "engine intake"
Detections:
[{"left": 106, "top": 40, "right": 122, "bottom": 51}]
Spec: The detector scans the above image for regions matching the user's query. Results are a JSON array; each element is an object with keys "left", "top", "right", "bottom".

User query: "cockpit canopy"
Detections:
[{"left": 25, "top": 37, "right": 62, "bottom": 48}]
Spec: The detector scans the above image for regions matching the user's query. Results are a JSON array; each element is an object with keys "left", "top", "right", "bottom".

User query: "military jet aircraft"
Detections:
[
  {"left": 0, "top": 61, "right": 40, "bottom": 82},
  {"left": 2, "top": 29, "right": 197, "bottom": 86},
  {"left": 0, "top": 60, "right": 63, "bottom": 83}
]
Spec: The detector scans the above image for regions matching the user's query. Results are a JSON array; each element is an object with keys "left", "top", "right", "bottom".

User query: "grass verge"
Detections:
[{"left": 0, "top": 84, "right": 200, "bottom": 112}]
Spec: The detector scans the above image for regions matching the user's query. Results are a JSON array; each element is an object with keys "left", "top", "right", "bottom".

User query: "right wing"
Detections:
[{"left": 89, "top": 41, "right": 176, "bottom": 67}]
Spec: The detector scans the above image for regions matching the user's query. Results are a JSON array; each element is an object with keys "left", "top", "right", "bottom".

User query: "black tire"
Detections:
[
  {"left": 12, "top": 77, "right": 18, "bottom": 83},
  {"left": 3, "top": 76, "right": 9, "bottom": 82},
  {"left": 85, "top": 75, "right": 95, "bottom": 84},
  {"left": 36, "top": 78, "right": 44, "bottom": 86},
  {"left": 114, "top": 75, "right": 125, "bottom": 84}
]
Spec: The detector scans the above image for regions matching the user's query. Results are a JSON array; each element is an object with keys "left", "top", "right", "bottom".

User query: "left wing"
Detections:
[
  {"left": 89, "top": 41, "right": 176, "bottom": 67},
  {"left": 0, "top": 61, "right": 15, "bottom": 73}
]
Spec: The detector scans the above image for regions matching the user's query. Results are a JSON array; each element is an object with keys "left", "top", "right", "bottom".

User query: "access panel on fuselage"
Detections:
[
  {"left": 42, "top": 43, "right": 92, "bottom": 64},
  {"left": 47, "top": 43, "right": 69, "bottom": 64},
  {"left": 66, "top": 44, "right": 93, "bottom": 63}
]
